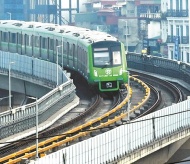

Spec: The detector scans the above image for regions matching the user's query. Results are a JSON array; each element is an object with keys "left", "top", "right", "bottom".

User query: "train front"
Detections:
[{"left": 89, "top": 41, "right": 128, "bottom": 92}]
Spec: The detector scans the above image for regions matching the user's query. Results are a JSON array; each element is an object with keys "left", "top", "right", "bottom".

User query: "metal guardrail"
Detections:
[
  {"left": 127, "top": 53, "right": 190, "bottom": 85},
  {"left": 0, "top": 51, "right": 76, "bottom": 139},
  {"left": 0, "top": 80, "right": 76, "bottom": 139},
  {"left": 0, "top": 51, "right": 69, "bottom": 86},
  {"left": 34, "top": 99, "right": 190, "bottom": 164}
]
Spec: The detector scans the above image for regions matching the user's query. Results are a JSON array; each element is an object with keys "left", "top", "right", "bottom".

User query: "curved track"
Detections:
[
  {"left": 1, "top": 72, "right": 184, "bottom": 164},
  {"left": 0, "top": 76, "right": 149, "bottom": 163}
]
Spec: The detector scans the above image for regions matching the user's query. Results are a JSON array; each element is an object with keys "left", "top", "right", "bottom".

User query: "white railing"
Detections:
[{"left": 34, "top": 99, "right": 190, "bottom": 164}]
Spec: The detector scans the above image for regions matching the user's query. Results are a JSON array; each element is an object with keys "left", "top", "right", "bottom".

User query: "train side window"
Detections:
[
  {"left": 41, "top": 37, "right": 46, "bottom": 48},
  {"left": 49, "top": 39, "right": 54, "bottom": 50},
  {"left": 22, "top": 34, "right": 26, "bottom": 45},
  {"left": 26, "top": 35, "right": 30, "bottom": 46},
  {"left": 47, "top": 38, "right": 49, "bottom": 50},
  {"left": 54, "top": 39, "right": 58, "bottom": 52},
  {"left": 69, "top": 43, "right": 73, "bottom": 57},
  {"left": 73, "top": 44, "right": 75, "bottom": 67},
  {"left": 10, "top": 33, "right": 16, "bottom": 43},
  {"left": 110, "top": 46, "right": 122, "bottom": 65},
  {"left": 2, "top": 32, "right": 8, "bottom": 42},
  {"left": 78, "top": 47, "right": 82, "bottom": 69},
  {"left": 73, "top": 44, "right": 75, "bottom": 56},
  {"left": 112, "top": 51, "right": 121, "bottom": 65},
  {"left": 34, "top": 36, "right": 40, "bottom": 47},
  {"left": 18, "top": 33, "right": 21, "bottom": 44},
  {"left": 67, "top": 42, "right": 69, "bottom": 64},
  {"left": 63, "top": 42, "right": 67, "bottom": 54},
  {"left": 29, "top": 35, "right": 32, "bottom": 46},
  {"left": 58, "top": 40, "right": 62, "bottom": 46},
  {"left": 67, "top": 42, "right": 69, "bottom": 54}
]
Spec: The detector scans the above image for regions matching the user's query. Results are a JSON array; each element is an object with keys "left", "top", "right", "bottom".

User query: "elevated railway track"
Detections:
[
  {"left": 0, "top": 75, "right": 150, "bottom": 163},
  {"left": 0, "top": 50, "right": 189, "bottom": 163}
]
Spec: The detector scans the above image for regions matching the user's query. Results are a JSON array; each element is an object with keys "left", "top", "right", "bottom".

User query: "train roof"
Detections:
[{"left": 0, "top": 20, "right": 119, "bottom": 44}]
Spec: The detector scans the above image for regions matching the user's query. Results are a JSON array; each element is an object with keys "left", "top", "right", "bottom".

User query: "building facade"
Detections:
[
  {"left": 164, "top": 0, "right": 190, "bottom": 62},
  {"left": 0, "top": 0, "right": 79, "bottom": 24},
  {"left": 0, "top": 0, "right": 26, "bottom": 20}
]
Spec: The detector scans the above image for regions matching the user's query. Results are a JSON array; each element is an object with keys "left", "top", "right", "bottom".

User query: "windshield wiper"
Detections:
[
  {"left": 101, "top": 58, "right": 113, "bottom": 69},
  {"left": 101, "top": 62, "right": 110, "bottom": 69}
]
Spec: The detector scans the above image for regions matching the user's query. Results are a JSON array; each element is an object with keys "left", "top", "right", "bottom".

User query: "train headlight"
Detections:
[
  {"left": 106, "top": 82, "right": 112, "bottom": 88},
  {"left": 94, "top": 70, "right": 98, "bottom": 77},
  {"left": 119, "top": 68, "right": 123, "bottom": 75}
]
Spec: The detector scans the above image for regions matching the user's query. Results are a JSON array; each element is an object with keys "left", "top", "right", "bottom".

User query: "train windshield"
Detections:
[
  {"left": 93, "top": 45, "right": 122, "bottom": 67},
  {"left": 94, "top": 48, "right": 110, "bottom": 66}
]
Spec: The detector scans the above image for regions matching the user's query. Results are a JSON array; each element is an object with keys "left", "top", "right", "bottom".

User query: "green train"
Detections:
[{"left": 0, "top": 20, "right": 128, "bottom": 91}]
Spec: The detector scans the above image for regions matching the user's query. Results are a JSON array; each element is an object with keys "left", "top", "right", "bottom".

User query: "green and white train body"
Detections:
[{"left": 0, "top": 20, "right": 128, "bottom": 92}]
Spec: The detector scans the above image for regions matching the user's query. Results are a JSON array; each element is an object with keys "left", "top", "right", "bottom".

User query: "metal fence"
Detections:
[
  {"left": 35, "top": 99, "right": 190, "bottom": 164},
  {"left": 0, "top": 80, "right": 76, "bottom": 139},
  {"left": 0, "top": 51, "right": 77, "bottom": 139},
  {"left": 0, "top": 51, "right": 69, "bottom": 85}
]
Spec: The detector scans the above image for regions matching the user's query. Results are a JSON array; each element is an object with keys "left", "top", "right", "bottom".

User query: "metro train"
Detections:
[{"left": 0, "top": 20, "right": 128, "bottom": 91}]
